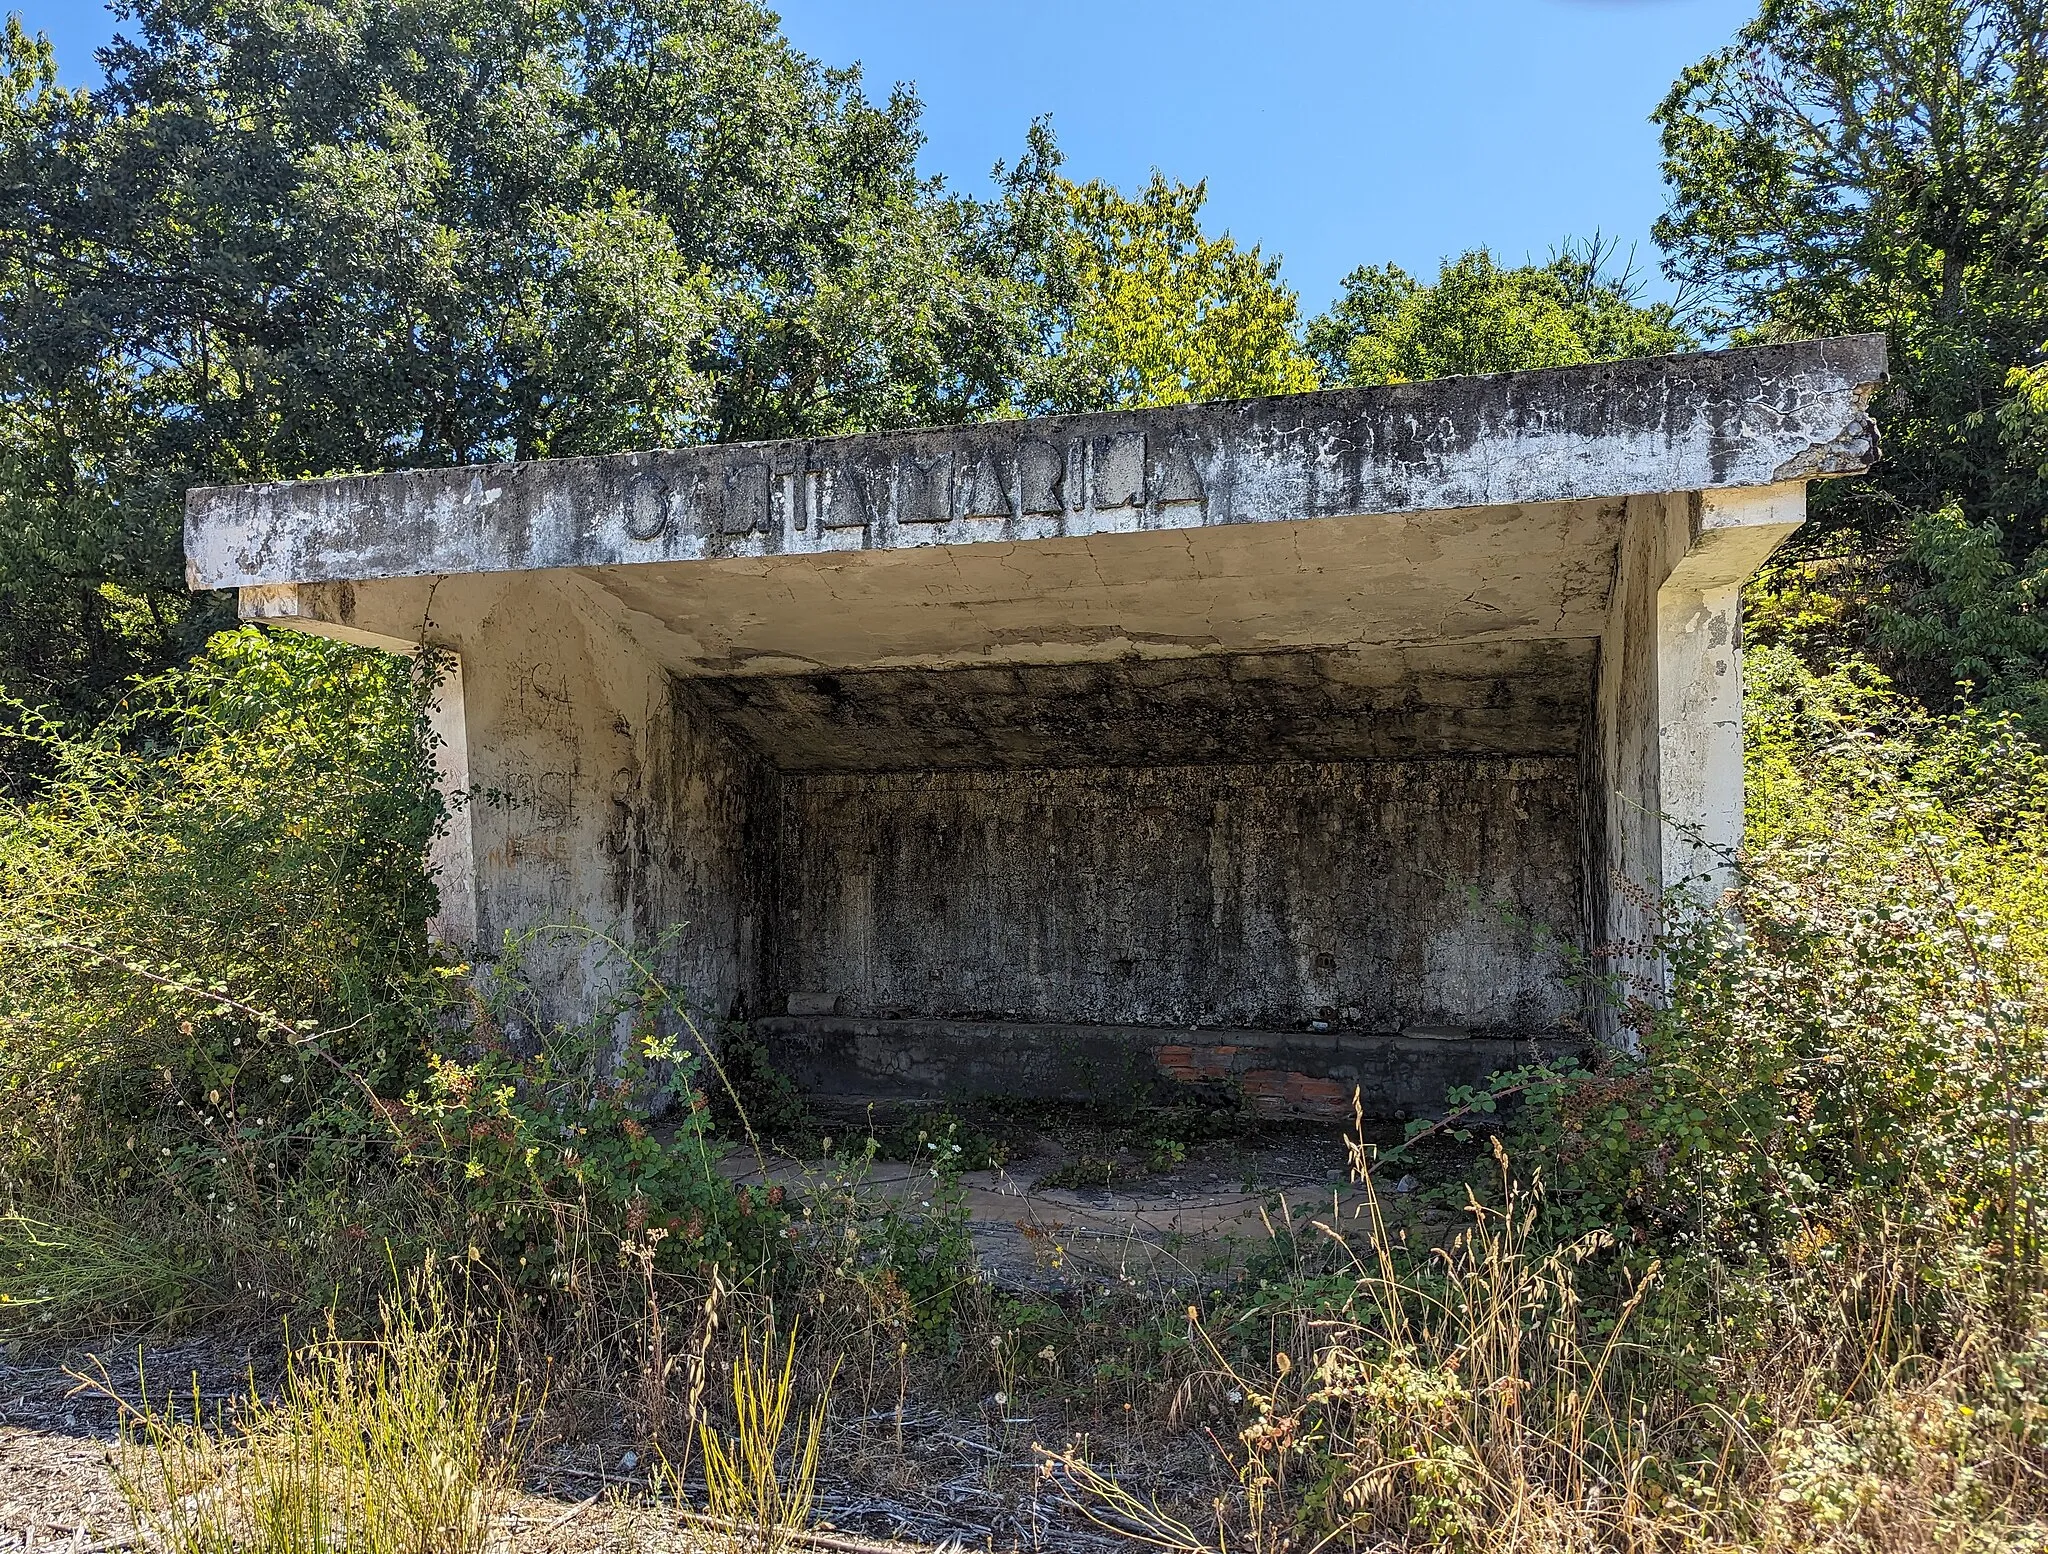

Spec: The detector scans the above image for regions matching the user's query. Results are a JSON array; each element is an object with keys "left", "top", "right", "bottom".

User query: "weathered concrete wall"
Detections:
[
  {"left": 457, "top": 585, "right": 768, "bottom": 1029},
  {"left": 188, "top": 337, "right": 1884, "bottom": 590},
  {"left": 632, "top": 679, "right": 770, "bottom": 1024},
  {"left": 200, "top": 341, "right": 1883, "bottom": 1112},
  {"left": 763, "top": 757, "right": 1586, "bottom": 1036},
  {"left": 277, "top": 570, "right": 767, "bottom": 1032}
]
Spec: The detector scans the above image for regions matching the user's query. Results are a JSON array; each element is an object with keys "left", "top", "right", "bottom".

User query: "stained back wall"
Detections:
[{"left": 763, "top": 757, "right": 1586, "bottom": 1034}]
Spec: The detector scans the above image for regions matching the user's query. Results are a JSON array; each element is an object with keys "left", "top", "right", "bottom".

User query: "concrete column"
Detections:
[
  {"left": 1655, "top": 483, "right": 1805, "bottom": 897},
  {"left": 422, "top": 654, "right": 478, "bottom": 948},
  {"left": 1590, "top": 483, "right": 1806, "bottom": 1046}
]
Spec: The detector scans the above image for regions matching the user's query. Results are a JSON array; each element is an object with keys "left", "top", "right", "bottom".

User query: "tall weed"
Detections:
[
  {"left": 1048, "top": 1144, "right": 1680, "bottom": 1553},
  {"left": 685, "top": 1318, "right": 834, "bottom": 1553},
  {"left": 101, "top": 1263, "right": 528, "bottom": 1554}
]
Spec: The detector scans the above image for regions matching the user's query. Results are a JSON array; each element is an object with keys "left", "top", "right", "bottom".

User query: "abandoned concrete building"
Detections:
[{"left": 184, "top": 336, "right": 1886, "bottom": 1122}]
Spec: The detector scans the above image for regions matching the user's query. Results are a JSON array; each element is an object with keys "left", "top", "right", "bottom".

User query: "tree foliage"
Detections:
[
  {"left": 1655, "top": 0, "right": 2048, "bottom": 719},
  {"left": 0, "top": 0, "right": 1059, "bottom": 715},
  {"left": 0, "top": 3, "right": 1344, "bottom": 721},
  {"left": 1020, "top": 173, "right": 1318, "bottom": 413},
  {"left": 1305, "top": 242, "right": 1693, "bottom": 387}
]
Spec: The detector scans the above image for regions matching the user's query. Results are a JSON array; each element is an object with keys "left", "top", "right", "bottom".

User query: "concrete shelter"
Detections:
[{"left": 185, "top": 336, "right": 1886, "bottom": 1121}]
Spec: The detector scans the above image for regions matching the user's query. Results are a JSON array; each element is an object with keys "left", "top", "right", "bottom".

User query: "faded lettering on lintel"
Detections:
[{"left": 620, "top": 427, "right": 1214, "bottom": 543}]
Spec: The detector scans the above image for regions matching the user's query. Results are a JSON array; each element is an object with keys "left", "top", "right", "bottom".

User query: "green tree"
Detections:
[
  {"left": 0, "top": 1, "right": 1057, "bottom": 718},
  {"left": 1305, "top": 241, "right": 1693, "bottom": 386},
  {"left": 1655, "top": 0, "right": 2048, "bottom": 720},
  {"left": 1019, "top": 172, "right": 1319, "bottom": 413}
]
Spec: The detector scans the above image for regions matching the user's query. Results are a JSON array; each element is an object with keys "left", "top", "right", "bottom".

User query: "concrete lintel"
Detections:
[{"left": 188, "top": 336, "right": 1885, "bottom": 592}]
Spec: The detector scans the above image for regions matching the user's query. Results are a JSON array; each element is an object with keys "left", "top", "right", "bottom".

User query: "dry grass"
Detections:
[
  {"left": 1044, "top": 1140, "right": 1673, "bottom": 1552},
  {"left": 1041, "top": 1135, "right": 2048, "bottom": 1554},
  {"left": 85, "top": 1263, "right": 529, "bottom": 1554}
]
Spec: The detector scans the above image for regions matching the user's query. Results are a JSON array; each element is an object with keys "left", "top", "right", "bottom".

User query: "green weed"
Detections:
[{"left": 687, "top": 1318, "right": 834, "bottom": 1554}]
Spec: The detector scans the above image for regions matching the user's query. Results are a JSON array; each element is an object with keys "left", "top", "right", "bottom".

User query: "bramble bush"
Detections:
[
  {"left": 1504, "top": 644, "right": 2048, "bottom": 1318},
  {"left": 405, "top": 924, "right": 791, "bottom": 1293}
]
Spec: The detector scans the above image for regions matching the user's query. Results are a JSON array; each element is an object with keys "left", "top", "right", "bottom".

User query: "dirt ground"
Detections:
[{"left": 726, "top": 1112, "right": 1375, "bottom": 1292}]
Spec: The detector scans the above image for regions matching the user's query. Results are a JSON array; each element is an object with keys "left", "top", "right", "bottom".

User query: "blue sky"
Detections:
[{"left": 20, "top": 0, "right": 1758, "bottom": 313}]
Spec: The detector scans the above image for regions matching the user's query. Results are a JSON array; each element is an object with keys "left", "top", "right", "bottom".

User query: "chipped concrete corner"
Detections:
[{"left": 188, "top": 336, "right": 1887, "bottom": 1122}]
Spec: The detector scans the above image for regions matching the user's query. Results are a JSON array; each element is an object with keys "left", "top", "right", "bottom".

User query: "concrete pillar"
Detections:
[
  {"left": 1589, "top": 483, "right": 1805, "bottom": 1045},
  {"left": 1655, "top": 483, "right": 1805, "bottom": 898},
  {"left": 422, "top": 654, "right": 478, "bottom": 948}
]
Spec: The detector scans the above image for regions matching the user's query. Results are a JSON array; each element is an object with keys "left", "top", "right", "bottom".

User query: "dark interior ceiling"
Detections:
[{"left": 682, "top": 638, "right": 1598, "bottom": 775}]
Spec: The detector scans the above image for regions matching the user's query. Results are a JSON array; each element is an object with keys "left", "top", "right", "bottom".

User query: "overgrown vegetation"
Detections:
[
  {"left": 13, "top": 586, "right": 2044, "bottom": 1554},
  {"left": 1, "top": 0, "right": 2046, "bottom": 1550},
  {"left": 0, "top": 630, "right": 985, "bottom": 1354},
  {"left": 0, "top": 628, "right": 442, "bottom": 1192}
]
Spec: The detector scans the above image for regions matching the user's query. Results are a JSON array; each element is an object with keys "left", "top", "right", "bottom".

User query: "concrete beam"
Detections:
[{"left": 188, "top": 336, "right": 1884, "bottom": 591}]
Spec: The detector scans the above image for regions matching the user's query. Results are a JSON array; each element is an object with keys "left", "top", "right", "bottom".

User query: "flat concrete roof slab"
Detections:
[{"left": 185, "top": 336, "right": 1884, "bottom": 592}]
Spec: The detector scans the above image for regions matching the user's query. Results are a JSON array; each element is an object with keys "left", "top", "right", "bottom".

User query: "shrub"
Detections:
[
  {"left": 1872, "top": 501, "right": 2048, "bottom": 733},
  {"left": 1507, "top": 647, "right": 2048, "bottom": 1317},
  {"left": 405, "top": 924, "right": 781, "bottom": 1293},
  {"left": 0, "top": 626, "right": 446, "bottom": 1195},
  {"left": 0, "top": 629, "right": 785, "bottom": 1334}
]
